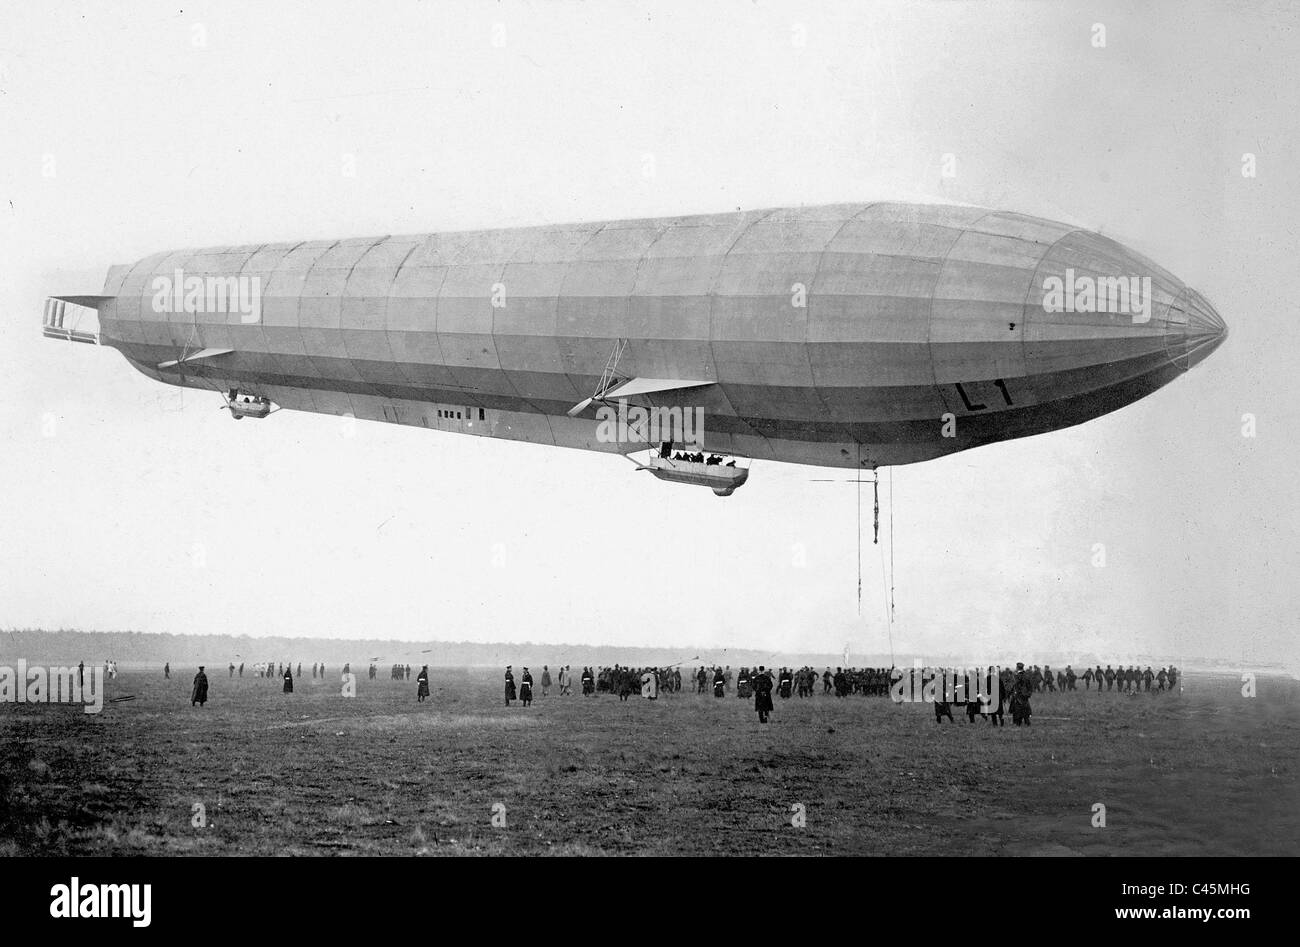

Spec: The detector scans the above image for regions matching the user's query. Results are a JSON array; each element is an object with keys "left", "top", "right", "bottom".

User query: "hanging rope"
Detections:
[
  {"left": 874, "top": 468, "right": 882, "bottom": 545},
  {"left": 889, "top": 466, "right": 896, "bottom": 621}
]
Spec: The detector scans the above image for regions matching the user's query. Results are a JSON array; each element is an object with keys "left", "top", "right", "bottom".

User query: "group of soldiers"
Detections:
[
  {"left": 1005, "top": 663, "right": 1180, "bottom": 693},
  {"left": 682, "top": 665, "right": 896, "bottom": 699}
]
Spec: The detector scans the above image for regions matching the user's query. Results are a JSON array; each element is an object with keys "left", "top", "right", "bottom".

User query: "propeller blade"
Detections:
[{"left": 567, "top": 397, "right": 593, "bottom": 418}]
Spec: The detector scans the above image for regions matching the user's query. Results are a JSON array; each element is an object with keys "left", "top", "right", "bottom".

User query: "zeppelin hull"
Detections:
[{"left": 93, "top": 202, "right": 1226, "bottom": 469}]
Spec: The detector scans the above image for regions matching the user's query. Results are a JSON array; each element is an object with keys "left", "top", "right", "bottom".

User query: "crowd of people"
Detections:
[{"left": 173, "top": 657, "right": 1182, "bottom": 729}]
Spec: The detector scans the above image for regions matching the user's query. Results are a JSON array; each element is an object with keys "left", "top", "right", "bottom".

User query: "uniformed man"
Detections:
[
  {"left": 416, "top": 665, "right": 430, "bottom": 702},
  {"left": 520, "top": 667, "right": 534, "bottom": 707},
  {"left": 504, "top": 666, "right": 517, "bottom": 705},
  {"left": 283, "top": 664, "right": 294, "bottom": 693},
  {"left": 712, "top": 667, "right": 726, "bottom": 698},
  {"left": 581, "top": 666, "right": 594, "bottom": 696},
  {"left": 541, "top": 665, "right": 552, "bottom": 697},
  {"left": 753, "top": 665, "right": 774, "bottom": 724},
  {"left": 1010, "top": 662, "right": 1033, "bottom": 726},
  {"left": 1082, "top": 666, "right": 1094, "bottom": 690},
  {"left": 191, "top": 666, "right": 209, "bottom": 707}
]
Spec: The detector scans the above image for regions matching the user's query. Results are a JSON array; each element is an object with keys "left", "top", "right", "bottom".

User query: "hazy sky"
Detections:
[{"left": 2, "top": 1, "right": 1296, "bottom": 665}]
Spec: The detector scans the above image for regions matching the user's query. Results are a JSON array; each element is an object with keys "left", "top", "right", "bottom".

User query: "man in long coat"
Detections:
[
  {"left": 504, "top": 666, "right": 517, "bottom": 705},
  {"left": 191, "top": 666, "right": 209, "bottom": 707},
  {"left": 416, "top": 665, "right": 431, "bottom": 702},
  {"left": 1010, "top": 662, "right": 1033, "bottom": 726},
  {"left": 520, "top": 668, "right": 534, "bottom": 707},
  {"left": 753, "top": 666, "right": 774, "bottom": 723},
  {"left": 283, "top": 664, "right": 294, "bottom": 693}
]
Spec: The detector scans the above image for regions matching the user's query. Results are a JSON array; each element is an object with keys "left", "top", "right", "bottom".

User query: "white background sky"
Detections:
[{"left": 1, "top": 1, "right": 1296, "bottom": 664}]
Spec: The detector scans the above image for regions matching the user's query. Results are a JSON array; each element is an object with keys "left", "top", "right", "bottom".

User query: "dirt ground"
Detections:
[{"left": 1, "top": 667, "right": 1296, "bottom": 855}]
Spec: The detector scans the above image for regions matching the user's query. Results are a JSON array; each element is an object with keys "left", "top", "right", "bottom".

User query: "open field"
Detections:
[{"left": 1, "top": 668, "right": 1297, "bottom": 856}]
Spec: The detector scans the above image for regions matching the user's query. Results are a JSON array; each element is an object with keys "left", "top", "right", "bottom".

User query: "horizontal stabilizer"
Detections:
[
  {"left": 49, "top": 295, "right": 112, "bottom": 309},
  {"left": 601, "top": 377, "right": 715, "bottom": 399},
  {"left": 158, "top": 347, "right": 234, "bottom": 370},
  {"left": 567, "top": 377, "right": 715, "bottom": 417}
]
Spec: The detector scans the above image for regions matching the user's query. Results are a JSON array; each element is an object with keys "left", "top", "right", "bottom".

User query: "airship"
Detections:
[{"left": 43, "top": 202, "right": 1225, "bottom": 495}]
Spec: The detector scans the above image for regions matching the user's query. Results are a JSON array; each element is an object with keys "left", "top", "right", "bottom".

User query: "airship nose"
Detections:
[{"left": 1167, "top": 288, "right": 1227, "bottom": 370}]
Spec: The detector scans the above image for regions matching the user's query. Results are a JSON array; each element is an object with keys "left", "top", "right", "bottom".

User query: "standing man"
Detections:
[
  {"left": 283, "top": 664, "right": 294, "bottom": 693},
  {"left": 712, "top": 667, "right": 726, "bottom": 698},
  {"left": 520, "top": 668, "right": 534, "bottom": 707},
  {"left": 504, "top": 666, "right": 517, "bottom": 706},
  {"left": 191, "top": 666, "right": 209, "bottom": 707},
  {"left": 557, "top": 665, "right": 569, "bottom": 696},
  {"left": 164, "top": 662, "right": 171, "bottom": 679},
  {"left": 753, "top": 665, "right": 774, "bottom": 724},
  {"left": 541, "top": 665, "right": 552, "bottom": 697},
  {"left": 416, "top": 665, "right": 430, "bottom": 703},
  {"left": 1010, "top": 662, "right": 1033, "bottom": 726}
]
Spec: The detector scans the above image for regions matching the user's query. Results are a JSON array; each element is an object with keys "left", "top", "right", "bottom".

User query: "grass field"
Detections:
[{"left": 1, "top": 667, "right": 1296, "bottom": 856}]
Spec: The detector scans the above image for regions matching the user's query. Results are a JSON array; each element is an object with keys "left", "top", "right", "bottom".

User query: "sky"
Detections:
[{"left": 2, "top": 0, "right": 1297, "bottom": 665}]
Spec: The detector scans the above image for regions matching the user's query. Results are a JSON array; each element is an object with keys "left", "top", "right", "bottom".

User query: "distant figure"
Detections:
[
  {"left": 297, "top": 663, "right": 302, "bottom": 679},
  {"left": 238, "top": 662, "right": 244, "bottom": 677},
  {"left": 541, "top": 666, "right": 552, "bottom": 697},
  {"left": 753, "top": 666, "right": 774, "bottom": 724},
  {"left": 321, "top": 664, "right": 326, "bottom": 678},
  {"left": 416, "top": 665, "right": 430, "bottom": 702},
  {"left": 557, "top": 665, "right": 570, "bottom": 696},
  {"left": 713, "top": 667, "right": 725, "bottom": 698},
  {"left": 164, "top": 662, "right": 170, "bottom": 679},
  {"left": 520, "top": 668, "right": 534, "bottom": 707},
  {"left": 78, "top": 661, "right": 84, "bottom": 687},
  {"left": 581, "top": 666, "right": 594, "bottom": 696},
  {"left": 1010, "top": 662, "right": 1033, "bottom": 726},
  {"left": 504, "top": 666, "right": 517, "bottom": 705},
  {"left": 191, "top": 667, "right": 209, "bottom": 707},
  {"left": 283, "top": 665, "right": 294, "bottom": 693}
]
